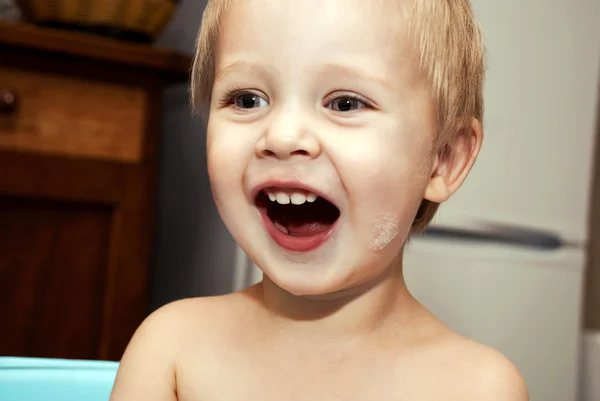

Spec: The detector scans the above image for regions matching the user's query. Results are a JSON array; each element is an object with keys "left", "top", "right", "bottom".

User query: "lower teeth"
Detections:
[{"left": 273, "top": 221, "right": 289, "bottom": 235}]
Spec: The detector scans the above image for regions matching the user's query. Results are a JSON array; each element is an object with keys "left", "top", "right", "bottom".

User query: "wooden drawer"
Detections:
[{"left": 0, "top": 67, "right": 146, "bottom": 163}]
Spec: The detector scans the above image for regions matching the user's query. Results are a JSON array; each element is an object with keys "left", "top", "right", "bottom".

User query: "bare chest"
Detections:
[{"left": 175, "top": 352, "right": 442, "bottom": 401}]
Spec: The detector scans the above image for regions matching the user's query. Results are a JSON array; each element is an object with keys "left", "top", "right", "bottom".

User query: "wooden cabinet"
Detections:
[{"left": 0, "top": 22, "right": 191, "bottom": 361}]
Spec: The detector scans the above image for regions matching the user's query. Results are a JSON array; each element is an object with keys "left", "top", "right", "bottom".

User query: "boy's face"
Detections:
[{"left": 207, "top": 0, "right": 437, "bottom": 295}]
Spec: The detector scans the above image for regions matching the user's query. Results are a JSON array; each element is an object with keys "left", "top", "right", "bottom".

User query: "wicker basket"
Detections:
[{"left": 16, "top": 0, "right": 179, "bottom": 43}]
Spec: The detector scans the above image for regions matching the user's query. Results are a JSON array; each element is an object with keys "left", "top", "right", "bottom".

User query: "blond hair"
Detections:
[{"left": 191, "top": 0, "right": 485, "bottom": 232}]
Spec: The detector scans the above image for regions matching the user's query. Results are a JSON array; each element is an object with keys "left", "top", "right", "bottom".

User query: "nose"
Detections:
[{"left": 255, "top": 109, "right": 321, "bottom": 160}]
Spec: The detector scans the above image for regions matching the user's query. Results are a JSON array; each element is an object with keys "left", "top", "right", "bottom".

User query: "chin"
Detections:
[
  {"left": 258, "top": 260, "right": 335, "bottom": 296},
  {"left": 258, "top": 253, "right": 378, "bottom": 298}
]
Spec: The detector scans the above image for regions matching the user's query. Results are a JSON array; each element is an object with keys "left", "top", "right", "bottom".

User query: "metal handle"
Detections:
[{"left": 0, "top": 88, "right": 19, "bottom": 116}]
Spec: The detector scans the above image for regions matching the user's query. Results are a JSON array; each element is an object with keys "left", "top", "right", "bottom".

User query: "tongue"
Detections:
[
  {"left": 285, "top": 220, "right": 332, "bottom": 237},
  {"left": 267, "top": 197, "right": 338, "bottom": 237},
  {"left": 274, "top": 206, "right": 333, "bottom": 237}
]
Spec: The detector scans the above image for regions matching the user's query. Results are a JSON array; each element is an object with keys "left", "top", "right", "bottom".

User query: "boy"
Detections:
[{"left": 110, "top": 0, "right": 528, "bottom": 400}]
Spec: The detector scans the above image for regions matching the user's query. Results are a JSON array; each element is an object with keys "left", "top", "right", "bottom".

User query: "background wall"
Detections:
[{"left": 149, "top": 0, "right": 238, "bottom": 312}]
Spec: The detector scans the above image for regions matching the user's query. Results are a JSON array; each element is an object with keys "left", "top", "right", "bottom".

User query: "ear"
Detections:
[{"left": 424, "top": 117, "right": 483, "bottom": 203}]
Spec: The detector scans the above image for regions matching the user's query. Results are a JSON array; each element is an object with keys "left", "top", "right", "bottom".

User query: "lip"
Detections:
[{"left": 258, "top": 207, "right": 338, "bottom": 252}]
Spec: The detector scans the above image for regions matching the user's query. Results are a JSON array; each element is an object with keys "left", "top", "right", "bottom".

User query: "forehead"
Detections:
[{"left": 215, "top": 0, "right": 417, "bottom": 81}]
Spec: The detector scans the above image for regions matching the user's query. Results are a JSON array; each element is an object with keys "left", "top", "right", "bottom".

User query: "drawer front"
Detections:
[{"left": 0, "top": 67, "right": 146, "bottom": 163}]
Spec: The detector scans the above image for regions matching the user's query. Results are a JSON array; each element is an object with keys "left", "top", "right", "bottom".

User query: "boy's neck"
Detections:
[{"left": 255, "top": 252, "right": 421, "bottom": 346}]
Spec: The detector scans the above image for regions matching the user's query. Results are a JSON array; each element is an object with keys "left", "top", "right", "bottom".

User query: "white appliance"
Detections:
[
  {"left": 233, "top": 2, "right": 600, "bottom": 401},
  {"left": 404, "top": 1, "right": 600, "bottom": 400},
  {"left": 403, "top": 237, "right": 584, "bottom": 401}
]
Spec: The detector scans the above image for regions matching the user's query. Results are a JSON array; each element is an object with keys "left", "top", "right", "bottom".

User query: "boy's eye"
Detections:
[
  {"left": 234, "top": 93, "right": 269, "bottom": 109},
  {"left": 327, "top": 96, "right": 367, "bottom": 112}
]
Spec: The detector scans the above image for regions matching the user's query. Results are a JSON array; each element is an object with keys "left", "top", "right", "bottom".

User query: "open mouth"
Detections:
[{"left": 255, "top": 187, "right": 340, "bottom": 251}]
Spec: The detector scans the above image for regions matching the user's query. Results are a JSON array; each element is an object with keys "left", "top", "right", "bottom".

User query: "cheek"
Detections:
[
  {"left": 206, "top": 122, "right": 261, "bottom": 245},
  {"left": 332, "top": 123, "right": 432, "bottom": 249},
  {"left": 207, "top": 121, "right": 250, "bottom": 203},
  {"left": 337, "top": 124, "right": 431, "bottom": 200}
]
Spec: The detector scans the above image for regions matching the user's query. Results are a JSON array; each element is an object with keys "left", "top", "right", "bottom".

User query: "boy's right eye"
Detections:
[{"left": 232, "top": 92, "right": 269, "bottom": 109}]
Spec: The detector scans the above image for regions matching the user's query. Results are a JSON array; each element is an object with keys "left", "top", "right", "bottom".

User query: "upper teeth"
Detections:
[{"left": 267, "top": 191, "right": 318, "bottom": 205}]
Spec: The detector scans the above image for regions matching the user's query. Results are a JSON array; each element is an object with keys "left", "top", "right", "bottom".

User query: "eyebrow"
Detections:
[
  {"left": 214, "top": 61, "right": 264, "bottom": 83},
  {"left": 214, "top": 61, "right": 395, "bottom": 91},
  {"left": 320, "top": 63, "right": 395, "bottom": 91}
]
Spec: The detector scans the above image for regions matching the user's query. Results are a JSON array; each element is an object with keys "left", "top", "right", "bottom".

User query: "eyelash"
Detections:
[
  {"left": 217, "top": 88, "right": 374, "bottom": 110},
  {"left": 218, "top": 87, "right": 250, "bottom": 107},
  {"left": 323, "top": 92, "right": 372, "bottom": 109}
]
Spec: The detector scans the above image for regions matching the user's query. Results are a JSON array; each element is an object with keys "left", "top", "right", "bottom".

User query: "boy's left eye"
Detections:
[{"left": 326, "top": 96, "right": 367, "bottom": 112}]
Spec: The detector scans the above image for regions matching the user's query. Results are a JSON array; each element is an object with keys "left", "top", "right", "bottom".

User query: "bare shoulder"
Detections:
[
  {"left": 127, "top": 292, "right": 243, "bottom": 345},
  {"left": 437, "top": 335, "right": 529, "bottom": 401},
  {"left": 142, "top": 288, "right": 261, "bottom": 349},
  {"left": 396, "top": 313, "right": 528, "bottom": 401},
  {"left": 110, "top": 290, "right": 258, "bottom": 400}
]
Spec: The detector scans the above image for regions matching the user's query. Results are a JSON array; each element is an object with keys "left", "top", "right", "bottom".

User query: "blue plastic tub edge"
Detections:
[
  {"left": 0, "top": 357, "right": 119, "bottom": 370},
  {"left": 0, "top": 357, "right": 119, "bottom": 401}
]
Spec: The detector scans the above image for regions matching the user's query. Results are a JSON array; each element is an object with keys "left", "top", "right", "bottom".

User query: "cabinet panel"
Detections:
[{"left": 0, "top": 197, "right": 113, "bottom": 359}]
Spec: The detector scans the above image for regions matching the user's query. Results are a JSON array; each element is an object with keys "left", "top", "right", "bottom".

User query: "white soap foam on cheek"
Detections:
[{"left": 369, "top": 213, "right": 401, "bottom": 251}]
